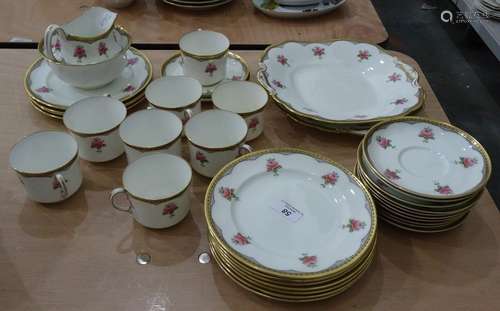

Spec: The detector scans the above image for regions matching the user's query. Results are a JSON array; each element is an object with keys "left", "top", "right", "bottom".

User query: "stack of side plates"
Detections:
[
  {"left": 24, "top": 48, "right": 152, "bottom": 119},
  {"left": 161, "top": 0, "right": 233, "bottom": 9},
  {"left": 257, "top": 40, "right": 425, "bottom": 134},
  {"left": 205, "top": 148, "right": 377, "bottom": 302},
  {"left": 355, "top": 117, "right": 491, "bottom": 233}
]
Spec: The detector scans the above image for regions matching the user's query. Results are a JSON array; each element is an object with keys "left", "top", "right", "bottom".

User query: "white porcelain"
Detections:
[
  {"left": 364, "top": 118, "right": 491, "bottom": 199},
  {"left": 110, "top": 153, "right": 192, "bottom": 229},
  {"left": 258, "top": 40, "right": 423, "bottom": 125},
  {"left": 145, "top": 76, "right": 202, "bottom": 123},
  {"left": 161, "top": 52, "right": 249, "bottom": 99},
  {"left": 9, "top": 131, "right": 82, "bottom": 203},
  {"left": 119, "top": 109, "right": 183, "bottom": 163},
  {"left": 184, "top": 110, "right": 252, "bottom": 177},
  {"left": 43, "top": 25, "right": 130, "bottom": 67},
  {"left": 212, "top": 81, "right": 268, "bottom": 141},
  {"left": 162, "top": 0, "right": 233, "bottom": 10},
  {"left": 206, "top": 148, "right": 376, "bottom": 273},
  {"left": 63, "top": 96, "right": 126, "bottom": 162},
  {"left": 27, "top": 48, "right": 152, "bottom": 109},
  {"left": 179, "top": 30, "right": 230, "bottom": 86},
  {"left": 252, "top": 0, "right": 346, "bottom": 18}
]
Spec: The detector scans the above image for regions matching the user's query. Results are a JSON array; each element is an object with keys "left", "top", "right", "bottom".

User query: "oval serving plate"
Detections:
[
  {"left": 363, "top": 117, "right": 491, "bottom": 200},
  {"left": 257, "top": 40, "right": 424, "bottom": 126},
  {"left": 205, "top": 148, "right": 377, "bottom": 279}
]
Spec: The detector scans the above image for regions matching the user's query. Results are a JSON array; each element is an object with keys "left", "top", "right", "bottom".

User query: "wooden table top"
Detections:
[
  {"left": 2, "top": 0, "right": 388, "bottom": 45},
  {"left": 1, "top": 49, "right": 498, "bottom": 311}
]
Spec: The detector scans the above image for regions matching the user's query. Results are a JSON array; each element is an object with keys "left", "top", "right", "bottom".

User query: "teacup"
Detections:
[
  {"left": 184, "top": 110, "right": 253, "bottom": 177},
  {"left": 179, "top": 30, "right": 230, "bottom": 86},
  {"left": 9, "top": 131, "right": 83, "bottom": 203},
  {"left": 38, "top": 26, "right": 131, "bottom": 89},
  {"left": 145, "top": 76, "right": 202, "bottom": 123},
  {"left": 119, "top": 109, "right": 183, "bottom": 163},
  {"left": 212, "top": 81, "right": 268, "bottom": 141},
  {"left": 63, "top": 96, "right": 126, "bottom": 162},
  {"left": 110, "top": 153, "right": 192, "bottom": 229}
]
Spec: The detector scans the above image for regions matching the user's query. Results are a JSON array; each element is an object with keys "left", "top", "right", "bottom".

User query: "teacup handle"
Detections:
[
  {"left": 183, "top": 109, "right": 193, "bottom": 124},
  {"left": 110, "top": 187, "right": 132, "bottom": 213},
  {"left": 43, "top": 24, "right": 64, "bottom": 62},
  {"left": 55, "top": 173, "right": 68, "bottom": 198},
  {"left": 256, "top": 63, "right": 277, "bottom": 96},
  {"left": 238, "top": 144, "right": 253, "bottom": 156}
]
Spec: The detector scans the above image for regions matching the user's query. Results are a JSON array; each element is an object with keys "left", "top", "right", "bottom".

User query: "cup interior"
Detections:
[
  {"left": 145, "top": 77, "right": 202, "bottom": 109},
  {"left": 9, "top": 131, "right": 77, "bottom": 174},
  {"left": 63, "top": 96, "right": 127, "bottom": 135},
  {"left": 185, "top": 110, "right": 247, "bottom": 149},
  {"left": 119, "top": 109, "right": 183, "bottom": 148},
  {"left": 123, "top": 153, "right": 192, "bottom": 201},
  {"left": 212, "top": 81, "right": 268, "bottom": 114},
  {"left": 179, "top": 30, "right": 230, "bottom": 56}
]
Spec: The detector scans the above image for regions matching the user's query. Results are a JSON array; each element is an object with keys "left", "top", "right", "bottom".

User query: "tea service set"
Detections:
[
  {"left": 14, "top": 7, "right": 270, "bottom": 229},
  {"left": 10, "top": 6, "right": 493, "bottom": 302}
]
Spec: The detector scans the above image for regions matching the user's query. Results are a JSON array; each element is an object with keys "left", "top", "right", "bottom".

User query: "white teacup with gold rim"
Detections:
[
  {"left": 110, "top": 153, "right": 192, "bottom": 229},
  {"left": 145, "top": 76, "right": 202, "bottom": 123},
  {"left": 119, "top": 109, "right": 183, "bottom": 163},
  {"left": 63, "top": 96, "right": 126, "bottom": 162},
  {"left": 212, "top": 81, "right": 268, "bottom": 141},
  {"left": 184, "top": 110, "right": 253, "bottom": 178},
  {"left": 179, "top": 30, "right": 230, "bottom": 86},
  {"left": 9, "top": 131, "right": 83, "bottom": 203}
]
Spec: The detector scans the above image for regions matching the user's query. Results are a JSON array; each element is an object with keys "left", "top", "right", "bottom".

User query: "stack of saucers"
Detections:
[
  {"left": 257, "top": 40, "right": 425, "bottom": 135},
  {"left": 161, "top": 0, "right": 233, "bottom": 9},
  {"left": 355, "top": 117, "right": 491, "bottom": 233},
  {"left": 205, "top": 148, "right": 377, "bottom": 302},
  {"left": 25, "top": 47, "right": 152, "bottom": 119}
]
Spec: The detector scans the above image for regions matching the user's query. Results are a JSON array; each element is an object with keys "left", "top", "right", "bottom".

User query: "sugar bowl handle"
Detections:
[
  {"left": 43, "top": 24, "right": 64, "bottom": 62},
  {"left": 238, "top": 144, "right": 253, "bottom": 156},
  {"left": 110, "top": 187, "right": 132, "bottom": 213}
]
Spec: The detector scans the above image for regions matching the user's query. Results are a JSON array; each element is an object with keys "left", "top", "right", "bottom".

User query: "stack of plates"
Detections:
[
  {"left": 355, "top": 117, "right": 491, "bottom": 233},
  {"left": 162, "top": 0, "right": 233, "bottom": 9},
  {"left": 252, "top": 0, "right": 347, "bottom": 18},
  {"left": 475, "top": 0, "right": 500, "bottom": 20},
  {"left": 205, "top": 148, "right": 377, "bottom": 302},
  {"left": 257, "top": 40, "right": 425, "bottom": 134},
  {"left": 24, "top": 48, "right": 152, "bottom": 119}
]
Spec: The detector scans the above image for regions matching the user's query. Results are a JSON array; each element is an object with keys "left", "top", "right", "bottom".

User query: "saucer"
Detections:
[
  {"left": 25, "top": 48, "right": 152, "bottom": 110},
  {"left": 161, "top": 52, "right": 249, "bottom": 99},
  {"left": 252, "top": 0, "right": 346, "bottom": 18}
]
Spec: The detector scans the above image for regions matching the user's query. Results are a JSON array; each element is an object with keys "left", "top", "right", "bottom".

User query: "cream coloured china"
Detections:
[
  {"left": 184, "top": 110, "right": 252, "bottom": 177},
  {"left": 63, "top": 96, "right": 126, "bottom": 162},
  {"left": 257, "top": 40, "right": 423, "bottom": 127},
  {"left": 162, "top": 0, "right": 233, "bottom": 10},
  {"left": 252, "top": 0, "right": 346, "bottom": 18},
  {"left": 9, "top": 131, "right": 82, "bottom": 203},
  {"left": 179, "top": 30, "right": 230, "bottom": 86},
  {"left": 206, "top": 148, "right": 376, "bottom": 273},
  {"left": 110, "top": 153, "right": 192, "bottom": 229},
  {"left": 39, "top": 26, "right": 131, "bottom": 89},
  {"left": 212, "top": 81, "right": 268, "bottom": 141},
  {"left": 43, "top": 7, "right": 118, "bottom": 62},
  {"left": 145, "top": 76, "right": 202, "bottom": 123},
  {"left": 42, "top": 25, "right": 130, "bottom": 67},
  {"left": 161, "top": 51, "right": 249, "bottom": 99},
  {"left": 119, "top": 109, "right": 183, "bottom": 163},
  {"left": 363, "top": 117, "right": 491, "bottom": 199},
  {"left": 26, "top": 48, "right": 152, "bottom": 109}
]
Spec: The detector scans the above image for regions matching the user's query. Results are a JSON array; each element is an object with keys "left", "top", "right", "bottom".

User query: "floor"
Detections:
[{"left": 373, "top": 0, "right": 500, "bottom": 209}]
